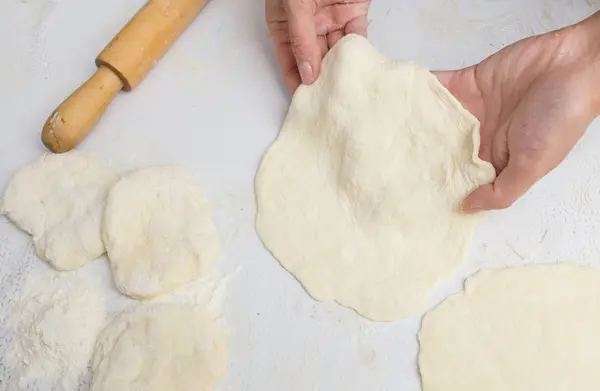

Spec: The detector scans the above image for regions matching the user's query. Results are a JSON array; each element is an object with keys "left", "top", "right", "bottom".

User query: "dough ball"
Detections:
[
  {"left": 255, "top": 34, "right": 495, "bottom": 321},
  {"left": 103, "top": 166, "right": 219, "bottom": 299},
  {"left": 419, "top": 264, "right": 600, "bottom": 391},
  {"left": 91, "top": 305, "right": 227, "bottom": 391},
  {"left": 1, "top": 152, "right": 118, "bottom": 270}
]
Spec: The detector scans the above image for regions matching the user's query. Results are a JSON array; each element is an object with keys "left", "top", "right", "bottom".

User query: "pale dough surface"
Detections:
[
  {"left": 103, "top": 166, "right": 219, "bottom": 299},
  {"left": 1, "top": 152, "right": 118, "bottom": 270},
  {"left": 419, "top": 264, "right": 600, "bottom": 391},
  {"left": 91, "top": 305, "right": 227, "bottom": 391},
  {"left": 255, "top": 34, "right": 495, "bottom": 321}
]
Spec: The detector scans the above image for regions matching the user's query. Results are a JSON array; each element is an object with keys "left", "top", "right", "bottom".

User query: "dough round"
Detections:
[
  {"left": 255, "top": 34, "right": 495, "bottom": 321},
  {"left": 91, "top": 305, "right": 227, "bottom": 391},
  {"left": 419, "top": 264, "right": 600, "bottom": 391},
  {"left": 103, "top": 166, "right": 219, "bottom": 299},
  {"left": 1, "top": 152, "right": 118, "bottom": 270}
]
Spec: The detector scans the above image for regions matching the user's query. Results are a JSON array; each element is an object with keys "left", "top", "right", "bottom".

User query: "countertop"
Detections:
[{"left": 1, "top": 0, "right": 600, "bottom": 390}]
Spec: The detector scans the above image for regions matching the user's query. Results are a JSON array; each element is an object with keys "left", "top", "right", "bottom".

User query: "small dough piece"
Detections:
[
  {"left": 1, "top": 152, "right": 118, "bottom": 270},
  {"left": 419, "top": 264, "right": 600, "bottom": 391},
  {"left": 103, "top": 166, "right": 219, "bottom": 299},
  {"left": 91, "top": 305, "right": 227, "bottom": 391},
  {"left": 255, "top": 34, "right": 495, "bottom": 321}
]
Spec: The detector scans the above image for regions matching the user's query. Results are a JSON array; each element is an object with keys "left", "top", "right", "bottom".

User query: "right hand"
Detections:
[
  {"left": 435, "top": 15, "right": 600, "bottom": 212},
  {"left": 266, "top": 0, "right": 371, "bottom": 92}
]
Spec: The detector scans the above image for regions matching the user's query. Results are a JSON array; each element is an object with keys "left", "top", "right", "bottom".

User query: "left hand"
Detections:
[
  {"left": 435, "top": 18, "right": 600, "bottom": 212},
  {"left": 266, "top": 0, "right": 371, "bottom": 92}
]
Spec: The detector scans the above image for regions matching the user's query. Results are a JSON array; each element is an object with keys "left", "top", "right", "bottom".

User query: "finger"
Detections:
[
  {"left": 344, "top": 13, "right": 368, "bottom": 36},
  {"left": 266, "top": 0, "right": 287, "bottom": 22},
  {"left": 344, "top": 15, "right": 369, "bottom": 37},
  {"left": 432, "top": 71, "right": 453, "bottom": 90},
  {"left": 432, "top": 67, "right": 487, "bottom": 124},
  {"left": 462, "top": 159, "right": 540, "bottom": 213},
  {"left": 286, "top": 0, "right": 321, "bottom": 85},
  {"left": 319, "top": 0, "right": 370, "bottom": 6},
  {"left": 268, "top": 20, "right": 290, "bottom": 44},
  {"left": 274, "top": 42, "right": 302, "bottom": 92},
  {"left": 318, "top": 35, "right": 329, "bottom": 57},
  {"left": 283, "top": 67, "right": 302, "bottom": 92},
  {"left": 327, "top": 30, "right": 344, "bottom": 48},
  {"left": 315, "top": 3, "right": 370, "bottom": 36},
  {"left": 271, "top": 36, "right": 328, "bottom": 93}
]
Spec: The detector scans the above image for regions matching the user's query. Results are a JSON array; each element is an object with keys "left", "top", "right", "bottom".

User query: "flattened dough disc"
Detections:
[
  {"left": 103, "top": 166, "right": 219, "bottom": 299},
  {"left": 2, "top": 152, "right": 118, "bottom": 270},
  {"left": 91, "top": 305, "right": 227, "bottom": 391},
  {"left": 419, "top": 264, "right": 600, "bottom": 391},
  {"left": 255, "top": 34, "right": 495, "bottom": 321}
]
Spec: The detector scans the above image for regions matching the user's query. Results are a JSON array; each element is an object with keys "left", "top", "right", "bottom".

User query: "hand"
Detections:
[
  {"left": 266, "top": 0, "right": 371, "bottom": 92},
  {"left": 435, "top": 16, "right": 600, "bottom": 212}
]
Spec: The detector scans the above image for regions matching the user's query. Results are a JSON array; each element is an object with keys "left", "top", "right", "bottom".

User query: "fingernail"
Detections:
[{"left": 298, "top": 62, "right": 313, "bottom": 84}]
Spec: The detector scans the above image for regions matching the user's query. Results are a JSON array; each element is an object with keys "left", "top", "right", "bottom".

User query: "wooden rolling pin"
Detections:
[{"left": 42, "top": 0, "right": 208, "bottom": 153}]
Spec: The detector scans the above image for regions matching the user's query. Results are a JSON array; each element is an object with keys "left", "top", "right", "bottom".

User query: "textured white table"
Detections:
[{"left": 1, "top": 0, "right": 600, "bottom": 390}]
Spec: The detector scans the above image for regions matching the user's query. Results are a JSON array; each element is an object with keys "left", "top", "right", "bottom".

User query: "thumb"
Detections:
[
  {"left": 286, "top": 0, "right": 321, "bottom": 85},
  {"left": 462, "top": 160, "right": 539, "bottom": 213}
]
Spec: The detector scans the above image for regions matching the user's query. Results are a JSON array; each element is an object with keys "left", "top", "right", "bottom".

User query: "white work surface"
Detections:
[{"left": 2, "top": 0, "right": 600, "bottom": 390}]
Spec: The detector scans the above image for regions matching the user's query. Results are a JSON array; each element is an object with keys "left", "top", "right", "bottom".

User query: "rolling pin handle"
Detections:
[{"left": 42, "top": 66, "right": 124, "bottom": 153}]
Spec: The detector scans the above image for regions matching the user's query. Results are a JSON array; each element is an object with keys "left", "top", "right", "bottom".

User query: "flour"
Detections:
[{"left": 3, "top": 270, "right": 106, "bottom": 391}]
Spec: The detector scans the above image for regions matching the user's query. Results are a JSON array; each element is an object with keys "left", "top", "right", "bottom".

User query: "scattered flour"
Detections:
[{"left": 3, "top": 270, "right": 106, "bottom": 391}]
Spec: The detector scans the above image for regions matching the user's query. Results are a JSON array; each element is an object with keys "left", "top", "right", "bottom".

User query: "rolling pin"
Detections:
[{"left": 42, "top": 0, "right": 208, "bottom": 153}]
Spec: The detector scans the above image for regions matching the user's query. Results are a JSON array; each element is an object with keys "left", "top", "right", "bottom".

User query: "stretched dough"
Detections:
[
  {"left": 1, "top": 152, "right": 118, "bottom": 270},
  {"left": 255, "top": 34, "right": 495, "bottom": 321},
  {"left": 103, "top": 166, "right": 219, "bottom": 299},
  {"left": 91, "top": 305, "right": 227, "bottom": 391},
  {"left": 419, "top": 264, "right": 600, "bottom": 391}
]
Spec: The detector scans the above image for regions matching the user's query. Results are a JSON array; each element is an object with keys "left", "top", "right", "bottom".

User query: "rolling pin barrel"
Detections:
[
  {"left": 96, "top": 0, "right": 208, "bottom": 91},
  {"left": 42, "top": 0, "right": 208, "bottom": 153}
]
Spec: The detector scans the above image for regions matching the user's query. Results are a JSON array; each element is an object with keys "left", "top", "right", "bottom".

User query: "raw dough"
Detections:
[
  {"left": 6, "top": 271, "right": 106, "bottom": 390},
  {"left": 1, "top": 152, "right": 118, "bottom": 270},
  {"left": 103, "top": 166, "right": 219, "bottom": 299},
  {"left": 255, "top": 34, "right": 495, "bottom": 321},
  {"left": 91, "top": 305, "right": 227, "bottom": 391},
  {"left": 419, "top": 264, "right": 600, "bottom": 391}
]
